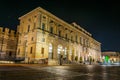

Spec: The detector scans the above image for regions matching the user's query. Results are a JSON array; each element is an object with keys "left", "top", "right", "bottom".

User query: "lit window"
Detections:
[{"left": 42, "top": 38, "right": 45, "bottom": 42}]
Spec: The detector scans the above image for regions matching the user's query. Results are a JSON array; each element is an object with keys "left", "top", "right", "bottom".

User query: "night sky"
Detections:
[{"left": 0, "top": 0, "right": 120, "bottom": 52}]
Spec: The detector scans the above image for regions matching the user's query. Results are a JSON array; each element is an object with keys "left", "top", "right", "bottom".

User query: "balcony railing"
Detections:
[{"left": 37, "top": 28, "right": 81, "bottom": 44}]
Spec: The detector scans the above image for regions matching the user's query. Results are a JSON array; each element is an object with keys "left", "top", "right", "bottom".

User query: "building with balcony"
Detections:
[
  {"left": 0, "top": 27, "right": 17, "bottom": 60},
  {"left": 16, "top": 7, "right": 101, "bottom": 65}
]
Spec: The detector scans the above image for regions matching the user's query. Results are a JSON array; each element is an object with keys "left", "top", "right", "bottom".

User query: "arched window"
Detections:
[{"left": 49, "top": 44, "right": 53, "bottom": 59}]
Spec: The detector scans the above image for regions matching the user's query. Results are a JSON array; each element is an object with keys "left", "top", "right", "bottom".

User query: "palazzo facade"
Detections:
[{"left": 16, "top": 7, "right": 101, "bottom": 65}]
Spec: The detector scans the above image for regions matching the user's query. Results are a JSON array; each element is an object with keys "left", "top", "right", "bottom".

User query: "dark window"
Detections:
[
  {"left": 41, "top": 47, "right": 44, "bottom": 54},
  {"left": 41, "top": 47, "right": 44, "bottom": 57},
  {"left": 76, "top": 35, "right": 77, "bottom": 42},
  {"left": 30, "top": 47, "right": 33, "bottom": 54},
  {"left": 43, "top": 16, "right": 46, "bottom": 19},
  {"left": 9, "top": 51, "right": 12, "bottom": 56},
  {"left": 58, "top": 30, "right": 61, "bottom": 37},
  {"left": 28, "top": 25, "right": 30, "bottom": 32},
  {"left": 31, "top": 37, "right": 34, "bottom": 41},
  {"left": 83, "top": 39, "right": 85, "bottom": 45},
  {"left": 42, "top": 23, "right": 45, "bottom": 30},
  {"left": 65, "top": 34, "right": 67, "bottom": 39},
  {"left": 80, "top": 37, "right": 82, "bottom": 44},
  {"left": 71, "top": 36, "right": 73, "bottom": 41},
  {"left": 50, "top": 27, "right": 53, "bottom": 33},
  {"left": 34, "top": 15, "right": 36, "bottom": 18},
  {"left": 28, "top": 18, "right": 31, "bottom": 22},
  {"left": 34, "top": 23, "right": 36, "bottom": 29}
]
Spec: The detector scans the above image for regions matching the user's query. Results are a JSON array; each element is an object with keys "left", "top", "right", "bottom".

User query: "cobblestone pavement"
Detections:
[{"left": 0, "top": 64, "right": 120, "bottom": 80}]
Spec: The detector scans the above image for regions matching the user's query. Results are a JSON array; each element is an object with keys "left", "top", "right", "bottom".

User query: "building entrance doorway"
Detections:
[
  {"left": 57, "top": 45, "right": 63, "bottom": 65},
  {"left": 48, "top": 43, "right": 53, "bottom": 59}
]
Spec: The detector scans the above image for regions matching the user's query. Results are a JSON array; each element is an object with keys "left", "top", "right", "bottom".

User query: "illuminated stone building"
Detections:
[
  {"left": 0, "top": 27, "right": 17, "bottom": 60},
  {"left": 16, "top": 7, "right": 101, "bottom": 64},
  {"left": 102, "top": 51, "right": 120, "bottom": 63}
]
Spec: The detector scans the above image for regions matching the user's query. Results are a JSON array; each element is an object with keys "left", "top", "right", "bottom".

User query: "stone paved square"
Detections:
[{"left": 0, "top": 64, "right": 120, "bottom": 80}]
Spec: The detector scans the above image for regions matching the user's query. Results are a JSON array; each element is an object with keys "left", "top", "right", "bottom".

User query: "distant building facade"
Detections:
[
  {"left": 16, "top": 7, "right": 101, "bottom": 65},
  {"left": 102, "top": 51, "right": 120, "bottom": 63},
  {"left": 0, "top": 27, "right": 17, "bottom": 60}
]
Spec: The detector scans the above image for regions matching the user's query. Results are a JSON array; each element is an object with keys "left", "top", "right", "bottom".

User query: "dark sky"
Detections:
[{"left": 0, "top": 0, "right": 120, "bottom": 52}]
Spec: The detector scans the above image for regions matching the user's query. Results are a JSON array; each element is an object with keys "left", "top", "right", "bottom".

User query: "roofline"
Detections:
[
  {"left": 18, "top": 7, "right": 92, "bottom": 35},
  {"left": 19, "top": 7, "right": 41, "bottom": 20},
  {"left": 18, "top": 7, "right": 101, "bottom": 44}
]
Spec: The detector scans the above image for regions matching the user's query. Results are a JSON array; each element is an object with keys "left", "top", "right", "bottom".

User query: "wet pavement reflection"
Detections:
[{"left": 0, "top": 64, "right": 120, "bottom": 80}]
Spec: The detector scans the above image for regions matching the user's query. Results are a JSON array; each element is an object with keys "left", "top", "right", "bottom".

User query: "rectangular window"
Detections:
[
  {"left": 43, "top": 16, "right": 46, "bottom": 19},
  {"left": 41, "top": 47, "right": 44, "bottom": 54},
  {"left": 86, "top": 40, "right": 88, "bottom": 46},
  {"left": 71, "top": 36, "right": 73, "bottom": 41},
  {"left": 31, "top": 37, "right": 34, "bottom": 41},
  {"left": 41, "top": 47, "right": 44, "bottom": 57},
  {"left": 65, "top": 34, "right": 67, "bottom": 39},
  {"left": 58, "top": 30, "right": 61, "bottom": 37},
  {"left": 42, "top": 38, "right": 45, "bottom": 42},
  {"left": 42, "top": 23, "right": 45, "bottom": 30},
  {"left": 80, "top": 37, "right": 82, "bottom": 44},
  {"left": 28, "top": 25, "right": 30, "bottom": 32},
  {"left": 34, "top": 23, "right": 36, "bottom": 29},
  {"left": 83, "top": 39, "right": 85, "bottom": 45},
  {"left": 76, "top": 35, "right": 78, "bottom": 42},
  {"left": 50, "top": 27, "right": 53, "bottom": 33},
  {"left": 30, "top": 47, "right": 32, "bottom": 54}
]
